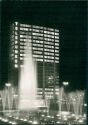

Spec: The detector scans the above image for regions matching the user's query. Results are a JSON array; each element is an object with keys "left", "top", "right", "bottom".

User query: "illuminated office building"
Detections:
[{"left": 9, "top": 22, "right": 59, "bottom": 89}]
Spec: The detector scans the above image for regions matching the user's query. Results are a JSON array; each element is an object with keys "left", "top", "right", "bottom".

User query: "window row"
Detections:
[
  {"left": 44, "top": 56, "right": 54, "bottom": 59},
  {"left": 20, "top": 27, "right": 32, "bottom": 31},
  {"left": 44, "top": 52, "right": 54, "bottom": 56},
  {"left": 33, "top": 51, "right": 42, "bottom": 54},
  {"left": 33, "top": 40, "right": 43, "bottom": 43},
  {"left": 20, "top": 24, "right": 31, "bottom": 28},
  {"left": 33, "top": 44, "right": 43, "bottom": 47},
  {"left": 44, "top": 49, "right": 54, "bottom": 52},
  {"left": 33, "top": 47, "right": 43, "bottom": 51},
  {"left": 44, "top": 45, "right": 54, "bottom": 49},
  {"left": 33, "top": 55, "right": 43, "bottom": 58}
]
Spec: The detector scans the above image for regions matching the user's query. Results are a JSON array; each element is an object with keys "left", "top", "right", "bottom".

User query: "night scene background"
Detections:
[{"left": 0, "top": 1, "right": 87, "bottom": 91}]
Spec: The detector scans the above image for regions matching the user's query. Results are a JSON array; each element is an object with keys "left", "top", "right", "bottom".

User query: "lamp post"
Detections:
[
  {"left": 5, "top": 83, "right": 12, "bottom": 111},
  {"left": 62, "top": 81, "right": 69, "bottom": 91},
  {"left": 62, "top": 82, "right": 69, "bottom": 113}
]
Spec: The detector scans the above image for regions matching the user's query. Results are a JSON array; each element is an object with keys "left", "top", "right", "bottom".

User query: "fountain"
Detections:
[
  {"left": 68, "top": 91, "right": 84, "bottom": 117},
  {"left": 18, "top": 35, "right": 38, "bottom": 111},
  {"left": 0, "top": 85, "right": 86, "bottom": 125}
]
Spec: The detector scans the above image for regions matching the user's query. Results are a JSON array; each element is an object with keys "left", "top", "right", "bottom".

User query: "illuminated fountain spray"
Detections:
[
  {"left": 58, "top": 87, "right": 64, "bottom": 114},
  {"left": 18, "top": 36, "right": 38, "bottom": 111},
  {"left": 69, "top": 91, "right": 84, "bottom": 117}
]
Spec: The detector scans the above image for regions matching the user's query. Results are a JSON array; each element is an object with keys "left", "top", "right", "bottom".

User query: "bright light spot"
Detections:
[
  {"left": 29, "top": 120, "right": 32, "bottom": 123},
  {"left": 32, "top": 120, "right": 38, "bottom": 124},
  {"left": 84, "top": 104, "right": 87, "bottom": 107},
  {"left": 56, "top": 92, "right": 59, "bottom": 95},
  {"left": 15, "top": 50, "right": 18, "bottom": 54},
  {"left": 83, "top": 114, "right": 86, "bottom": 117},
  {"left": 20, "top": 118, "right": 24, "bottom": 121},
  {"left": 51, "top": 116, "right": 54, "bottom": 119},
  {"left": 63, "top": 82, "right": 69, "bottom": 86},
  {"left": 15, "top": 117, "right": 19, "bottom": 120},
  {"left": 15, "top": 59, "right": 18, "bottom": 63},
  {"left": 46, "top": 115, "right": 51, "bottom": 118},
  {"left": 23, "top": 119, "right": 27, "bottom": 122},
  {"left": 9, "top": 121, "right": 12, "bottom": 124},
  {"left": 41, "top": 114, "right": 45, "bottom": 117},
  {"left": 15, "top": 41, "right": 18, "bottom": 44},
  {"left": 56, "top": 121, "right": 60, "bottom": 124},
  {"left": 61, "top": 111, "right": 70, "bottom": 115},
  {"left": 15, "top": 22, "right": 18, "bottom": 25},
  {"left": 13, "top": 94, "right": 18, "bottom": 98},
  {"left": 18, "top": 38, "right": 38, "bottom": 110},
  {"left": 15, "top": 27, "right": 18, "bottom": 30},
  {"left": 3, "top": 119, "right": 8, "bottom": 122},
  {"left": 71, "top": 114, "right": 75, "bottom": 117},
  {"left": 15, "top": 55, "right": 18, "bottom": 58},
  {"left": 63, "top": 117, "right": 68, "bottom": 121},
  {"left": 5, "top": 83, "right": 11, "bottom": 87},
  {"left": 78, "top": 119, "right": 83, "bottom": 123},
  {"left": 56, "top": 114, "right": 60, "bottom": 117},
  {"left": 15, "top": 64, "right": 18, "bottom": 68},
  {"left": 11, "top": 122, "right": 17, "bottom": 125}
]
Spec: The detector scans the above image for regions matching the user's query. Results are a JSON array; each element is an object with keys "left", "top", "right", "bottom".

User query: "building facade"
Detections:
[{"left": 9, "top": 22, "right": 59, "bottom": 95}]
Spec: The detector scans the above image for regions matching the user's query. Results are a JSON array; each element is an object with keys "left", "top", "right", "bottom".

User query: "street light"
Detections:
[{"left": 63, "top": 82, "right": 69, "bottom": 86}]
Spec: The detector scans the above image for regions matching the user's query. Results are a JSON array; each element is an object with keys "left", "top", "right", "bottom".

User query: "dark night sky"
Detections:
[{"left": 0, "top": 1, "right": 87, "bottom": 91}]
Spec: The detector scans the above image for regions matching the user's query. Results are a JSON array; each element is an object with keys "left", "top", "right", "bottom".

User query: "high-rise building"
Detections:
[{"left": 9, "top": 22, "right": 59, "bottom": 90}]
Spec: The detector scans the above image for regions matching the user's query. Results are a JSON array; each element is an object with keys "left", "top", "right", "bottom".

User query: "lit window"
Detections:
[
  {"left": 20, "top": 57, "right": 23, "bottom": 60},
  {"left": 55, "top": 57, "right": 59, "bottom": 60},
  {"left": 20, "top": 27, "right": 23, "bottom": 30},
  {"left": 51, "top": 35, "right": 54, "bottom": 38},
  {"left": 15, "top": 55, "right": 17, "bottom": 58},
  {"left": 20, "top": 50, "right": 23, "bottom": 53},
  {"left": 15, "top": 64, "right": 18, "bottom": 68},
  {"left": 39, "top": 59, "right": 43, "bottom": 61},
  {"left": 39, "top": 26, "right": 43, "bottom": 29},
  {"left": 39, "top": 34, "right": 43, "bottom": 36},
  {"left": 20, "top": 42, "right": 24, "bottom": 45},
  {"left": 44, "top": 31, "right": 48, "bottom": 34},
  {"left": 15, "top": 27, "right": 18, "bottom": 30},
  {"left": 51, "top": 32, "right": 54, "bottom": 35},
  {"left": 15, "top": 45, "right": 18, "bottom": 49},
  {"left": 24, "top": 39, "right": 27, "bottom": 42},
  {"left": 55, "top": 50, "right": 59, "bottom": 53},
  {"left": 55, "top": 46, "right": 59, "bottom": 49},
  {"left": 25, "top": 28, "right": 28, "bottom": 31},
  {"left": 15, "top": 50, "right": 18, "bottom": 54},
  {"left": 55, "top": 40, "right": 59, "bottom": 42},
  {"left": 55, "top": 43, "right": 59, "bottom": 46},
  {"left": 55, "top": 29, "right": 59, "bottom": 32},
  {"left": 20, "top": 46, "right": 24, "bottom": 49},
  {"left": 15, "top": 22, "right": 18, "bottom": 25},
  {"left": 15, "top": 36, "right": 18, "bottom": 39},
  {"left": 48, "top": 28, "right": 54, "bottom": 31},
  {"left": 20, "top": 54, "right": 23, "bottom": 56},
  {"left": 33, "top": 32, "right": 36, "bottom": 36},
  {"left": 55, "top": 32, "right": 59, "bottom": 36},
  {"left": 15, "top": 41, "right": 18, "bottom": 44},
  {"left": 55, "top": 53, "right": 59, "bottom": 56},
  {"left": 20, "top": 65, "right": 23, "bottom": 68},
  {"left": 55, "top": 60, "right": 59, "bottom": 63},
  {"left": 15, "top": 59, "right": 18, "bottom": 63},
  {"left": 20, "top": 24, "right": 26, "bottom": 27},
  {"left": 15, "top": 31, "right": 18, "bottom": 35},
  {"left": 20, "top": 35, "right": 24, "bottom": 38},
  {"left": 55, "top": 36, "right": 59, "bottom": 39}
]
